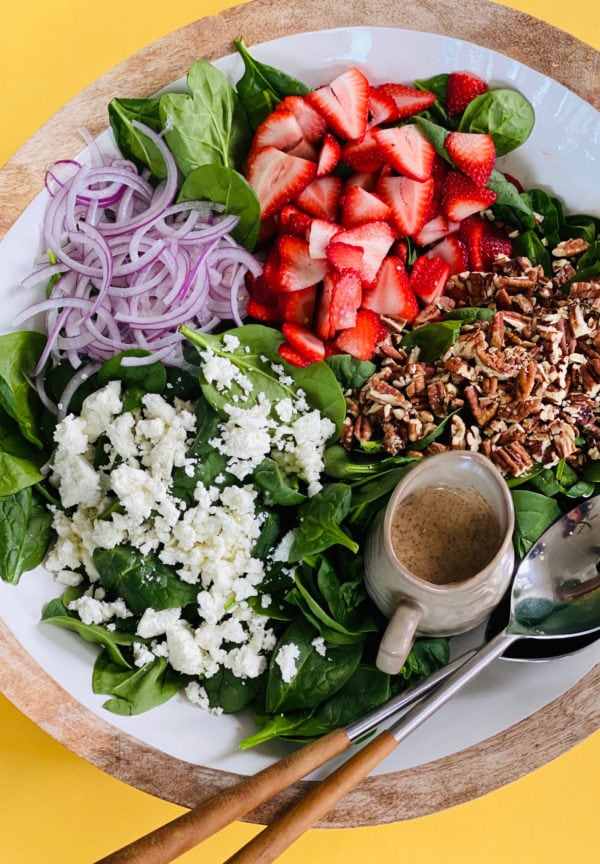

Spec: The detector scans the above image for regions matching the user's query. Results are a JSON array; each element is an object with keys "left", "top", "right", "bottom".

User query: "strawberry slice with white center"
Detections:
[
  {"left": 277, "top": 342, "right": 313, "bottom": 367},
  {"left": 308, "top": 219, "right": 340, "bottom": 259},
  {"left": 294, "top": 175, "right": 343, "bottom": 220},
  {"left": 333, "top": 308, "right": 387, "bottom": 360},
  {"left": 316, "top": 133, "right": 342, "bottom": 177},
  {"left": 315, "top": 276, "right": 335, "bottom": 341},
  {"left": 306, "top": 67, "right": 369, "bottom": 141},
  {"left": 249, "top": 109, "right": 306, "bottom": 156},
  {"left": 246, "top": 146, "right": 317, "bottom": 220},
  {"left": 342, "top": 127, "right": 385, "bottom": 174},
  {"left": 413, "top": 214, "right": 461, "bottom": 247},
  {"left": 377, "top": 175, "right": 434, "bottom": 237},
  {"left": 326, "top": 221, "right": 396, "bottom": 285},
  {"left": 374, "top": 124, "right": 436, "bottom": 182},
  {"left": 459, "top": 215, "right": 513, "bottom": 270},
  {"left": 328, "top": 269, "right": 363, "bottom": 331},
  {"left": 445, "top": 131, "right": 496, "bottom": 187},
  {"left": 374, "top": 83, "right": 436, "bottom": 120},
  {"left": 426, "top": 234, "right": 469, "bottom": 275},
  {"left": 278, "top": 285, "right": 317, "bottom": 326},
  {"left": 440, "top": 171, "right": 496, "bottom": 222},
  {"left": 446, "top": 71, "right": 489, "bottom": 117},
  {"left": 340, "top": 186, "right": 391, "bottom": 228},
  {"left": 275, "top": 95, "right": 328, "bottom": 143},
  {"left": 409, "top": 254, "right": 451, "bottom": 303},
  {"left": 275, "top": 235, "right": 330, "bottom": 292},
  {"left": 281, "top": 323, "right": 326, "bottom": 363},
  {"left": 361, "top": 256, "right": 419, "bottom": 322},
  {"left": 367, "top": 85, "right": 398, "bottom": 126},
  {"left": 277, "top": 204, "right": 313, "bottom": 238}
]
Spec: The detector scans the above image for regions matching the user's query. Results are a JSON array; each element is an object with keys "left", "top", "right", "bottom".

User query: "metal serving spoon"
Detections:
[{"left": 219, "top": 496, "right": 600, "bottom": 864}]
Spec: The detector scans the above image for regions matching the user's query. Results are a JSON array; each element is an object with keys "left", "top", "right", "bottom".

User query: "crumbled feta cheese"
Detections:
[
  {"left": 136, "top": 607, "right": 182, "bottom": 638},
  {"left": 67, "top": 595, "right": 132, "bottom": 626},
  {"left": 312, "top": 636, "right": 327, "bottom": 657},
  {"left": 275, "top": 643, "right": 300, "bottom": 683}
]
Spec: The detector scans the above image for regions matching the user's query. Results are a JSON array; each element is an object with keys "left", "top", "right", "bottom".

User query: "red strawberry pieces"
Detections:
[
  {"left": 306, "top": 67, "right": 369, "bottom": 141},
  {"left": 334, "top": 309, "right": 387, "bottom": 361},
  {"left": 409, "top": 255, "right": 451, "bottom": 304},
  {"left": 375, "top": 83, "right": 436, "bottom": 120},
  {"left": 295, "top": 175, "right": 343, "bottom": 220},
  {"left": 446, "top": 71, "right": 489, "bottom": 117},
  {"left": 326, "top": 221, "right": 396, "bottom": 285},
  {"left": 440, "top": 171, "right": 496, "bottom": 222},
  {"left": 378, "top": 175, "right": 434, "bottom": 237},
  {"left": 281, "top": 323, "right": 326, "bottom": 363},
  {"left": 426, "top": 234, "right": 468, "bottom": 276},
  {"left": 246, "top": 146, "right": 316, "bottom": 220},
  {"left": 374, "top": 124, "right": 436, "bottom": 182},
  {"left": 362, "top": 257, "right": 419, "bottom": 322},
  {"left": 340, "top": 186, "right": 390, "bottom": 228},
  {"left": 445, "top": 131, "right": 496, "bottom": 187},
  {"left": 459, "top": 215, "right": 513, "bottom": 270},
  {"left": 274, "top": 235, "right": 330, "bottom": 292}
]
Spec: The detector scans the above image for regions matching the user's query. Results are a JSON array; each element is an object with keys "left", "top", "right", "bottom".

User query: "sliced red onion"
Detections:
[{"left": 19, "top": 122, "right": 262, "bottom": 369}]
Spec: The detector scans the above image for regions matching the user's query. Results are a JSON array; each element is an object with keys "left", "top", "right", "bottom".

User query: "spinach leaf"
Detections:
[
  {"left": 201, "top": 667, "right": 264, "bottom": 713},
  {"left": 0, "top": 487, "right": 52, "bottom": 584},
  {"left": 401, "top": 637, "right": 450, "bottom": 680},
  {"left": 172, "top": 396, "right": 231, "bottom": 504},
  {"left": 93, "top": 652, "right": 183, "bottom": 715},
  {"left": 323, "top": 443, "right": 416, "bottom": 480},
  {"left": 415, "top": 116, "right": 450, "bottom": 161},
  {"left": 240, "top": 711, "right": 312, "bottom": 748},
  {"left": 288, "top": 483, "right": 359, "bottom": 560},
  {"left": 233, "top": 37, "right": 311, "bottom": 130},
  {"left": 94, "top": 546, "right": 199, "bottom": 614},
  {"left": 160, "top": 60, "right": 251, "bottom": 176},
  {"left": 108, "top": 97, "right": 166, "bottom": 180},
  {"left": 444, "top": 307, "right": 495, "bottom": 323},
  {"left": 458, "top": 89, "right": 535, "bottom": 156},
  {"left": 180, "top": 324, "right": 346, "bottom": 433},
  {"left": 324, "top": 354, "right": 377, "bottom": 390},
  {"left": 0, "top": 331, "right": 46, "bottom": 447},
  {"left": 414, "top": 74, "right": 452, "bottom": 127},
  {"left": 265, "top": 617, "right": 362, "bottom": 713},
  {"left": 511, "top": 490, "right": 562, "bottom": 558},
  {"left": 488, "top": 170, "right": 535, "bottom": 226},
  {"left": 0, "top": 450, "right": 45, "bottom": 496},
  {"left": 253, "top": 457, "right": 307, "bottom": 505},
  {"left": 400, "top": 320, "right": 461, "bottom": 362},
  {"left": 513, "top": 230, "right": 552, "bottom": 273},
  {"left": 41, "top": 597, "right": 137, "bottom": 667},
  {"left": 178, "top": 164, "right": 260, "bottom": 251},
  {"left": 97, "top": 350, "right": 168, "bottom": 393}
]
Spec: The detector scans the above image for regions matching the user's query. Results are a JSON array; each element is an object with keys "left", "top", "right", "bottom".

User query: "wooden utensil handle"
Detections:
[
  {"left": 225, "top": 730, "right": 398, "bottom": 864},
  {"left": 94, "top": 727, "right": 351, "bottom": 864}
]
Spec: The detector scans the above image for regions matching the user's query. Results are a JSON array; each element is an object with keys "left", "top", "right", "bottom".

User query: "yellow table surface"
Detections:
[{"left": 1, "top": 2, "right": 599, "bottom": 862}]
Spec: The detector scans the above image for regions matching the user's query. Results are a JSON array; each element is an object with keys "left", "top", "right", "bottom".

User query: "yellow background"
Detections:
[{"left": 1, "top": 2, "right": 599, "bottom": 861}]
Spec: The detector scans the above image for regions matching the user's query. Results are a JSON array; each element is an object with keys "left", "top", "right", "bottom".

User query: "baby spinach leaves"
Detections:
[
  {"left": 288, "top": 484, "right": 358, "bottom": 560},
  {"left": 93, "top": 653, "right": 184, "bottom": 715},
  {"left": 459, "top": 88, "right": 535, "bottom": 156},
  {"left": 0, "top": 487, "right": 52, "bottom": 584},
  {"left": 108, "top": 98, "right": 166, "bottom": 179}
]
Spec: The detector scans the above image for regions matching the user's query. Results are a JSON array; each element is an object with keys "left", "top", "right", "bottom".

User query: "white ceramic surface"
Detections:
[{"left": 0, "top": 26, "right": 599, "bottom": 779}]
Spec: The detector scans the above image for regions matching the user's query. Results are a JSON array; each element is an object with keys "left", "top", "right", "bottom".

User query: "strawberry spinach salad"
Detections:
[{"left": 1, "top": 39, "right": 599, "bottom": 744}]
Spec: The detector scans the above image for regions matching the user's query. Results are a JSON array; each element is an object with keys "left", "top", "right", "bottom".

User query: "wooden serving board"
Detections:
[{"left": 1, "top": 0, "right": 599, "bottom": 828}]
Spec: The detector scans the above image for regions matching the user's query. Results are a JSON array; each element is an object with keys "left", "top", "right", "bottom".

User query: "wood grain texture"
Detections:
[{"left": 1, "top": 0, "right": 599, "bottom": 828}]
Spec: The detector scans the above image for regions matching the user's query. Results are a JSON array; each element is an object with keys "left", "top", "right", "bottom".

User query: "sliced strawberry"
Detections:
[
  {"left": 277, "top": 341, "right": 313, "bottom": 367},
  {"left": 316, "top": 133, "right": 342, "bottom": 177},
  {"left": 340, "top": 186, "right": 391, "bottom": 228},
  {"left": 306, "top": 67, "right": 369, "bottom": 140},
  {"left": 481, "top": 226, "right": 513, "bottom": 267},
  {"left": 315, "top": 277, "right": 335, "bottom": 341},
  {"left": 282, "top": 323, "right": 326, "bottom": 362},
  {"left": 367, "top": 85, "right": 398, "bottom": 126},
  {"left": 342, "top": 171, "right": 378, "bottom": 194},
  {"left": 249, "top": 109, "right": 305, "bottom": 156},
  {"left": 361, "top": 256, "right": 419, "bottom": 322},
  {"left": 375, "top": 83, "right": 436, "bottom": 120},
  {"left": 262, "top": 243, "right": 282, "bottom": 292},
  {"left": 342, "top": 127, "right": 385, "bottom": 174},
  {"left": 286, "top": 139, "right": 319, "bottom": 161},
  {"left": 460, "top": 215, "right": 513, "bottom": 270},
  {"left": 257, "top": 217, "right": 278, "bottom": 244},
  {"left": 275, "top": 95, "right": 328, "bottom": 143},
  {"left": 440, "top": 171, "right": 496, "bottom": 222},
  {"left": 446, "top": 71, "right": 489, "bottom": 117},
  {"left": 328, "top": 269, "right": 363, "bottom": 331},
  {"left": 278, "top": 285, "right": 317, "bottom": 327},
  {"left": 246, "top": 297, "right": 280, "bottom": 324},
  {"left": 446, "top": 131, "right": 496, "bottom": 187},
  {"left": 426, "top": 234, "right": 469, "bottom": 275},
  {"left": 294, "top": 174, "right": 343, "bottom": 220},
  {"left": 413, "top": 214, "right": 461, "bottom": 247},
  {"left": 246, "top": 272, "right": 275, "bottom": 304},
  {"left": 333, "top": 308, "right": 387, "bottom": 360},
  {"left": 424, "top": 153, "right": 450, "bottom": 221},
  {"left": 502, "top": 172, "right": 524, "bottom": 193},
  {"left": 326, "top": 221, "right": 396, "bottom": 285},
  {"left": 307, "top": 218, "right": 339, "bottom": 260},
  {"left": 277, "top": 204, "right": 313, "bottom": 238},
  {"left": 374, "top": 124, "right": 436, "bottom": 182},
  {"left": 377, "top": 175, "right": 434, "bottom": 237},
  {"left": 246, "top": 146, "right": 317, "bottom": 220},
  {"left": 409, "top": 254, "right": 451, "bottom": 304},
  {"left": 276, "top": 235, "right": 329, "bottom": 292}
]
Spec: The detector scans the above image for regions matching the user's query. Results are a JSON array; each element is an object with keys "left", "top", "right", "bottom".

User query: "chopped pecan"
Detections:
[
  {"left": 492, "top": 441, "right": 533, "bottom": 476},
  {"left": 553, "top": 238, "right": 590, "bottom": 257}
]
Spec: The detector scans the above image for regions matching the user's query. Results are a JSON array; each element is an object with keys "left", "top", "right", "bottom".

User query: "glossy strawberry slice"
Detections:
[
  {"left": 246, "top": 146, "right": 316, "bottom": 220},
  {"left": 306, "top": 67, "right": 369, "bottom": 140},
  {"left": 342, "top": 127, "right": 385, "bottom": 174},
  {"left": 459, "top": 215, "right": 513, "bottom": 270},
  {"left": 340, "top": 186, "right": 391, "bottom": 228},
  {"left": 375, "top": 83, "right": 436, "bottom": 120},
  {"left": 246, "top": 297, "right": 280, "bottom": 324},
  {"left": 316, "top": 133, "right": 342, "bottom": 176},
  {"left": 275, "top": 235, "right": 329, "bottom": 292},
  {"left": 326, "top": 221, "right": 396, "bottom": 285},
  {"left": 282, "top": 323, "right": 326, "bottom": 362},
  {"left": 333, "top": 308, "right": 387, "bottom": 360},
  {"left": 277, "top": 205, "right": 313, "bottom": 238},
  {"left": 377, "top": 175, "right": 434, "bottom": 237},
  {"left": 409, "top": 254, "right": 451, "bottom": 303},
  {"left": 446, "top": 71, "right": 489, "bottom": 117},
  {"left": 413, "top": 214, "right": 461, "bottom": 247},
  {"left": 277, "top": 341, "right": 313, "bottom": 367},
  {"left": 374, "top": 124, "right": 436, "bottom": 182},
  {"left": 440, "top": 171, "right": 496, "bottom": 222},
  {"left": 249, "top": 109, "right": 305, "bottom": 156},
  {"left": 277, "top": 285, "right": 317, "bottom": 326},
  {"left": 275, "top": 95, "right": 327, "bottom": 143},
  {"left": 361, "top": 256, "right": 419, "bottom": 322},
  {"left": 295, "top": 175, "right": 343, "bottom": 220},
  {"left": 308, "top": 218, "right": 340, "bottom": 259},
  {"left": 315, "top": 277, "right": 335, "bottom": 340},
  {"left": 367, "top": 85, "right": 398, "bottom": 126},
  {"left": 445, "top": 131, "right": 496, "bottom": 187},
  {"left": 426, "top": 234, "right": 469, "bottom": 275},
  {"left": 328, "top": 269, "right": 363, "bottom": 331}
]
